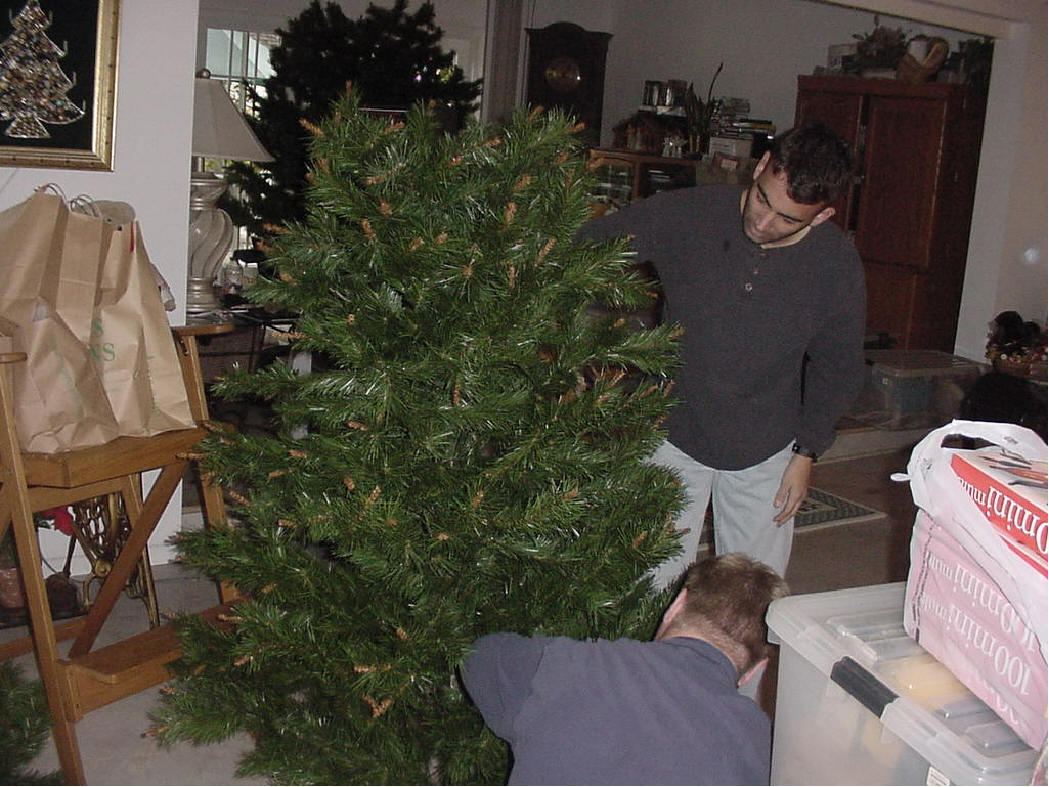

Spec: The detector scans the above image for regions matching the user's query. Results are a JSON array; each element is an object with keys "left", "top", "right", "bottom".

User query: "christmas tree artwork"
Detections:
[
  {"left": 222, "top": 0, "right": 482, "bottom": 240},
  {"left": 0, "top": 0, "right": 85, "bottom": 139},
  {"left": 153, "top": 92, "right": 685, "bottom": 784}
]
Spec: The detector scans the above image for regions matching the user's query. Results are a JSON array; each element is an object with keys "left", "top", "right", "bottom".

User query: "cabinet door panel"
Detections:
[
  {"left": 794, "top": 90, "right": 863, "bottom": 231},
  {"left": 855, "top": 97, "right": 947, "bottom": 270},
  {"left": 794, "top": 90, "right": 863, "bottom": 146},
  {"left": 863, "top": 262, "right": 918, "bottom": 342}
]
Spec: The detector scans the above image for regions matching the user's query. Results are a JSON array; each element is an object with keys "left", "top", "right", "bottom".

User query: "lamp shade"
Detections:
[{"left": 192, "top": 76, "right": 272, "bottom": 162}]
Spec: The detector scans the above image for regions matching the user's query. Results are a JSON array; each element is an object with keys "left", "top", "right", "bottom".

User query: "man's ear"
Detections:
[
  {"left": 808, "top": 205, "right": 836, "bottom": 228},
  {"left": 655, "top": 589, "right": 688, "bottom": 639},
  {"left": 665, "top": 588, "right": 687, "bottom": 621},
  {"left": 751, "top": 151, "right": 771, "bottom": 182},
  {"left": 737, "top": 657, "right": 769, "bottom": 688}
]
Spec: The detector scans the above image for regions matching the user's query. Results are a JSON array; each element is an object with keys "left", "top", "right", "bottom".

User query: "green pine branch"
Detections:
[{"left": 0, "top": 663, "right": 61, "bottom": 785}]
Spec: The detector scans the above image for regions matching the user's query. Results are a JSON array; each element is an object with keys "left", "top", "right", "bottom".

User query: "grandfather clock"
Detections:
[{"left": 525, "top": 22, "right": 612, "bottom": 147}]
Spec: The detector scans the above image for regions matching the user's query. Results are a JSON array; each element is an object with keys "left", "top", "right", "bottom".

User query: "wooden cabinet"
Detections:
[
  {"left": 795, "top": 76, "right": 985, "bottom": 351},
  {"left": 589, "top": 148, "right": 697, "bottom": 208}
]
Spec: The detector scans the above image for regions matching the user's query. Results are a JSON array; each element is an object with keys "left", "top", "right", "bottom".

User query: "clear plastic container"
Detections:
[{"left": 767, "top": 582, "right": 1039, "bottom": 785}]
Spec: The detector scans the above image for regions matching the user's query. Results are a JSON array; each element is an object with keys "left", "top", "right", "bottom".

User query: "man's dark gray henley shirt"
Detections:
[{"left": 577, "top": 184, "right": 866, "bottom": 470}]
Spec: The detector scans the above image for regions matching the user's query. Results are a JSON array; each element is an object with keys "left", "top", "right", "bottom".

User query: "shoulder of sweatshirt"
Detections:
[{"left": 577, "top": 183, "right": 743, "bottom": 239}]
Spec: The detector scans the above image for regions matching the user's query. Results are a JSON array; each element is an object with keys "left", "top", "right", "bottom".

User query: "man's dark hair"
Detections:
[
  {"left": 768, "top": 122, "right": 854, "bottom": 205},
  {"left": 677, "top": 554, "right": 789, "bottom": 673}
]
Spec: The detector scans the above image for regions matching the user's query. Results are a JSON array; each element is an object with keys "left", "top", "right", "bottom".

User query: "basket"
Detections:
[
  {"left": 897, "top": 38, "right": 948, "bottom": 84},
  {"left": 992, "top": 356, "right": 1048, "bottom": 381}
]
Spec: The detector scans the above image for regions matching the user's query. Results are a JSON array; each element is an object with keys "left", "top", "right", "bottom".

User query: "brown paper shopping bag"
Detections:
[
  {"left": 93, "top": 221, "right": 194, "bottom": 436},
  {"left": 0, "top": 188, "right": 110, "bottom": 339},
  {"left": 0, "top": 189, "right": 119, "bottom": 452},
  {"left": 0, "top": 311, "right": 119, "bottom": 453}
]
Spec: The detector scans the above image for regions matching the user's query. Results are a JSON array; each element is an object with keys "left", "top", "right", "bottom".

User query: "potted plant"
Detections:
[
  {"left": 685, "top": 62, "right": 723, "bottom": 156},
  {"left": 850, "top": 15, "right": 908, "bottom": 78}
]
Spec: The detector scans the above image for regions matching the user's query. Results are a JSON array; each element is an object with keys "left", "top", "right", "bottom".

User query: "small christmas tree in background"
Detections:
[
  {"left": 154, "top": 92, "right": 684, "bottom": 784},
  {"left": 0, "top": 0, "right": 85, "bottom": 139},
  {"left": 223, "top": 0, "right": 482, "bottom": 239}
]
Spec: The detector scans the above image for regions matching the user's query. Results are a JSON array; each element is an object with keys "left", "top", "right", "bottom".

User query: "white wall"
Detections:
[
  {"left": 528, "top": 0, "right": 1047, "bottom": 362},
  {"left": 523, "top": 2, "right": 619, "bottom": 33},
  {"left": 955, "top": 14, "right": 1046, "bottom": 359},
  {"left": 0, "top": 0, "right": 200, "bottom": 571}
]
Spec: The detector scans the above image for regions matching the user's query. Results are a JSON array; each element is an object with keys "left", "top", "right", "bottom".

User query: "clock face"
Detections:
[{"left": 543, "top": 56, "right": 582, "bottom": 93}]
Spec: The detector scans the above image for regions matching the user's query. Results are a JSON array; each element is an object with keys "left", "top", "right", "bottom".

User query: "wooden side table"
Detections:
[{"left": 191, "top": 309, "right": 298, "bottom": 383}]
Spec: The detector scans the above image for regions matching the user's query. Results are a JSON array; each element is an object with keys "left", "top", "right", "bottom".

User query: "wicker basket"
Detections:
[
  {"left": 897, "top": 38, "right": 948, "bottom": 84},
  {"left": 992, "top": 355, "right": 1048, "bottom": 380}
]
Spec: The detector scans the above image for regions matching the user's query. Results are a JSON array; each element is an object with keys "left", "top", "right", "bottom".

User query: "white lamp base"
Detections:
[
  {"left": 185, "top": 275, "right": 221, "bottom": 314},
  {"left": 187, "top": 170, "right": 234, "bottom": 314}
]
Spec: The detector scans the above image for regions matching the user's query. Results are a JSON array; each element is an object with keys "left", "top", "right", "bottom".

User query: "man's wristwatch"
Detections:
[{"left": 791, "top": 442, "right": 819, "bottom": 462}]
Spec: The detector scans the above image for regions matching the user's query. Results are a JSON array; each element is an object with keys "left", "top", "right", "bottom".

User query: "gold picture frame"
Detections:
[{"left": 0, "top": 0, "right": 120, "bottom": 170}]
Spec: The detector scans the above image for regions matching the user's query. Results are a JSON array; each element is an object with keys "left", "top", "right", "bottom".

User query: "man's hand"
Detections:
[{"left": 773, "top": 453, "right": 813, "bottom": 525}]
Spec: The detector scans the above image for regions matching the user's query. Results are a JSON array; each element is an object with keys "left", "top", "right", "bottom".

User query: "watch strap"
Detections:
[{"left": 792, "top": 442, "right": 819, "bottom": 462}]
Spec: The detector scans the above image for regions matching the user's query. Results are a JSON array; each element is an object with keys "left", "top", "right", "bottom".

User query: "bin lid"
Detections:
[{"left": 867, "top": 350, "right": 980, "bottom": 377}]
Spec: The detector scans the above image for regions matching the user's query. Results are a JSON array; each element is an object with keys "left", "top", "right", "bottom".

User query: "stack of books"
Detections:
[{"left": 722, "top": 119, "right": 776, "bottom": 158}]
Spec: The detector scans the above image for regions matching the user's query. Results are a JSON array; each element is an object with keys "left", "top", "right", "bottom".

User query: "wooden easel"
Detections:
[{"left": 0, "top": 323, "right": 237, "bottom": 784}]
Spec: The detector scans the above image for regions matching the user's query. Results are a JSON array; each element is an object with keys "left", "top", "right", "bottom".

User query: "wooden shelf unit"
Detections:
[{"left": 589, "top": 148, "right": 698, "bottom": 207}]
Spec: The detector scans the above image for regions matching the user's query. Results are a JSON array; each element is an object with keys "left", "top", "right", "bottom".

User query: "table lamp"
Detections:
[{"left": 187, "top": 70, "right": 272, "bottom": 314}]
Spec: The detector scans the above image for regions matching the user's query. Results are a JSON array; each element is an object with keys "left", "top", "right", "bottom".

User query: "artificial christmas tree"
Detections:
[
  {"left": 0, "top": 663, "right": 60, "bottom": 784},
  {"left": 223, "top": 0, "right": 482, "bottom": 239},
  {"left": 154, "top": 92, "right": 684, "bottom": 784}
]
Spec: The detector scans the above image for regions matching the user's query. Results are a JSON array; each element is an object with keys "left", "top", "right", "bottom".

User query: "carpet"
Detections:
[{"left": 699, "top": 487, "right": 884, "bottom": 548}]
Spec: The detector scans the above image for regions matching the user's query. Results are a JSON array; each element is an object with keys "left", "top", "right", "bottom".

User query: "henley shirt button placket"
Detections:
[{"left": 743, "top": 250, "right": 766, "bottom": 293}]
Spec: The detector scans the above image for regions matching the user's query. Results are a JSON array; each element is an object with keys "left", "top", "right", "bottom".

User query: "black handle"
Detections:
[{"left": 830, "top": 656, "right": 898, "bottom": 717}]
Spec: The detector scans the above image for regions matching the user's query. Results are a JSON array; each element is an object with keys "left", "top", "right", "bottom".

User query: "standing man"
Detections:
[
  {"left": 577, "top": 123, "right": 865, "bottom": 586},
  {"left": 460, "top": 553, "right": 789, "bottom": 785}
]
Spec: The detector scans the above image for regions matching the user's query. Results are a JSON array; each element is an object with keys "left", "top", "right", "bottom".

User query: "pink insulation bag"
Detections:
[
  {"left": 898, "top": 420, "right": 1047, "bottom": 750},
  {"left": 906, "top": 511, "right": 1047, "bottom": 748}
]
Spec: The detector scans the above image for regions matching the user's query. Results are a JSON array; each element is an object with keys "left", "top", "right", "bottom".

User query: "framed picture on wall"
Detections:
[{"left": 0, "top": 0, "right": 120, "bottom": 170}]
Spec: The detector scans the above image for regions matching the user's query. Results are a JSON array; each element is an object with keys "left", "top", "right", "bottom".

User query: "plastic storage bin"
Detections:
[
  {"left": 767, "top": 583, "right": 1039, "bottom": 785},
  {"left": 865, "top": 350, "right": 980, "bottom": 425}
]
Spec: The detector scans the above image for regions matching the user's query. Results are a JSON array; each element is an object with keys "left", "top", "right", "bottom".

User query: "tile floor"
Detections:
[
  {"left": 5, "top": 435, "right": 920, "bottom": 785},
  {"left": 3, "top": 564, "right": 267, "bottom": 786}
]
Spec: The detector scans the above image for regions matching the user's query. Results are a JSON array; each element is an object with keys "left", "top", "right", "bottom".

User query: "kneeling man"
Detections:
[{"left": 460, "top": 553, "right": 789, "bottom": 785}]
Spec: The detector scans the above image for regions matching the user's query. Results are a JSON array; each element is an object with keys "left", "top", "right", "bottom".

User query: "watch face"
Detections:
[{"left": 543, "top": 56, "right": 582, "bottom": 93}]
